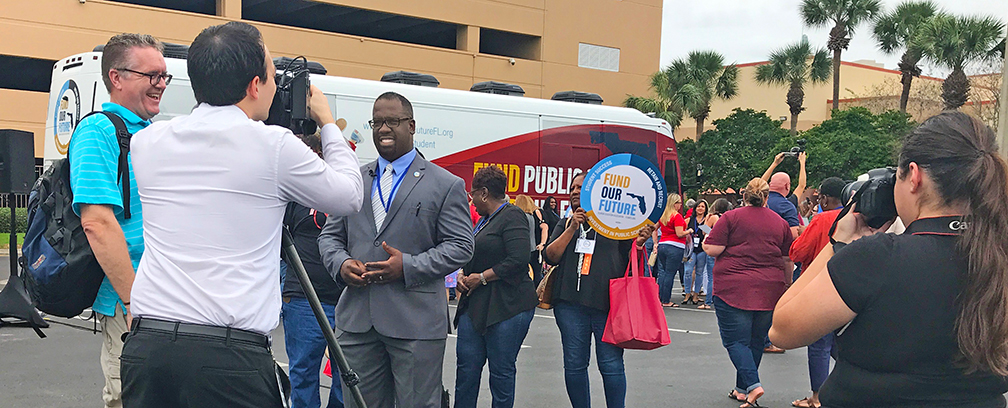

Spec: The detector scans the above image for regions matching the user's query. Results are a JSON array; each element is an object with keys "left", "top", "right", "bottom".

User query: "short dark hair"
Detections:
[
  {"left": 101, "top": 33, "right": 164, "bottom": 92},
  {"left": 819, "top": 177, "right": 845, "bottom": 199},
  {"left": 298, "top": 131, "right": 323, "bottom": 159},
  {"left": 376, "top": 92, "right": 414, "bottom": 118},
  {"left": 472, "top": 166, "right": 508, "bottom": 200},
  {"left": 188, "top": 22, "right": 267, "bottom": 106}
]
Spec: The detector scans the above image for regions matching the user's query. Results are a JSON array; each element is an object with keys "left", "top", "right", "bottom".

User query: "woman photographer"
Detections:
[{"left": 770, "top": 111, "right": 1008, "bottom": 407}]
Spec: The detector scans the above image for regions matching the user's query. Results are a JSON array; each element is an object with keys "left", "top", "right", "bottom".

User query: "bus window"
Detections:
[{"left": 663, "top": 157, "right": 680, "bottom": 196}]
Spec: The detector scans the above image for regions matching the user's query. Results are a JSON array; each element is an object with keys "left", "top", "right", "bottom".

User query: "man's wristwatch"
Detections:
[{"left": 479, "top": 272, "right": 488, "bottom": 285}]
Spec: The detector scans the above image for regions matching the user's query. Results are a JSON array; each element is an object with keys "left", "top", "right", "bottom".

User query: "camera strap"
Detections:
[{"left": 827, "top": 185, "right": 868, "bottom": 245}]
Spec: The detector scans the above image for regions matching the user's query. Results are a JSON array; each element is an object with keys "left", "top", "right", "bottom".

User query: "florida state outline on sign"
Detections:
[{"left": 581, "top": 154, "right": 667, "bottom": 240}]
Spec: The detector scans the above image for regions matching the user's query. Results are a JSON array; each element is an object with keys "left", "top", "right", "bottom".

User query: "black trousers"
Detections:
[{"left": 120, "top": 319, "right": 283, "bottom": 408}]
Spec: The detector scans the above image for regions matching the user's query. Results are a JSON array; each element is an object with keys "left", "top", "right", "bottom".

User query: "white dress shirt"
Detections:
[{"left": 129, "top": 103, "right": 363, "bottom": 334}]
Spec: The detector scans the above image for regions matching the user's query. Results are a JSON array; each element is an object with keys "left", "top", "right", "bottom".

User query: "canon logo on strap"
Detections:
[{"left": 949, "top": 220, "right": 970, "bottom": 231}]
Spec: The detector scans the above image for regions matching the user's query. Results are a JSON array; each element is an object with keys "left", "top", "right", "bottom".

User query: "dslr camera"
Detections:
[
  {"left": 782, "top": 139, "right": 807, "bottom": 158},
  {"left": 266, "top": 56, "right": 325, "bottom": 135},
  {"left": 841, "top": 167, "right": 898, "bottom": 229}
]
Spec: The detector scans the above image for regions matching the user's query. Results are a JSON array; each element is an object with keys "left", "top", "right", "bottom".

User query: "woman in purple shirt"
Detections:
[{"left": 704, "top": 177, "right": 794, "bottom": 408}]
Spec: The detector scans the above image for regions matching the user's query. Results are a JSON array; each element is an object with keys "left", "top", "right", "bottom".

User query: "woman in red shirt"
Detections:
[
  {"left": 704, "top": 178, "right": 794, "bottom": 407},
  {"left": 655, "top": 193, "right": 693, "bottom": 307}
]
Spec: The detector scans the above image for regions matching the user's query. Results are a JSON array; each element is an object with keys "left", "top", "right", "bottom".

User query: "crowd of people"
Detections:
[{"left": 64, "top": 21, "right": 1008, "bottom": 408}]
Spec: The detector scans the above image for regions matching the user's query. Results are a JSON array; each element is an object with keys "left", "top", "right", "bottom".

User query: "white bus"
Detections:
[{"left": 46, "top": 47, "right": 681, "bottom": 213}]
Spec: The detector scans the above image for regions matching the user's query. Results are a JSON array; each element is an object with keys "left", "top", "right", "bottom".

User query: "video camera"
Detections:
[
  {"left": 782, "top": 139, "right": 807, "bottom": 158},
  {"left": 265, "top": 56, "right": 326, "bottom": 135},
  {"left": 840, "top": 167, "right": 898, "bottom": 229}
]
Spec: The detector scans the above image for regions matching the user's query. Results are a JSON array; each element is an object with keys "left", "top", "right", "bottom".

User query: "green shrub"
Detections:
[{"left": 0, "top": 208, "right": 29, "bottom": 233}]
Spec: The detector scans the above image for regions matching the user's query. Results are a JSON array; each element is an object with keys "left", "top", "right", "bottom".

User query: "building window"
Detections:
[
  {"left": 243, "top": 0, "right": 459, "bottom": 50},
  {"left": 578, "top": 43, "right": 620, "bottom": 72},
  {"left": 479, "top": 29, "right": 541, "bottom": 61},
  {"left": 0, "top": 55, "right": 56, "bottom": 93},
  {"left": 109, "top": 0, "right": 216, "bottom": 15}
]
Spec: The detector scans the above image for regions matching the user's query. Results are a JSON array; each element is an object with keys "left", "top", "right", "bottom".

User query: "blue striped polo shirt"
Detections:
[{"left": 68, "top": 102, "right": 148, "bottom": 317}]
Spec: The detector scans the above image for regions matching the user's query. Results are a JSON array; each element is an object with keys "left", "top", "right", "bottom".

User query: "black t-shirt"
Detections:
[
  {"left": 821, "top": 216, "right": 1008, "bottom": 408},
  {"left": 546, "top": 217, "right": 633, "bottom": 312},
  {"left": 282, "top": 202, "right": 344, "bottom": 304}
]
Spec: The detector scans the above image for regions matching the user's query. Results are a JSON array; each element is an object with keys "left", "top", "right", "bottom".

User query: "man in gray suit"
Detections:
[{"left": 318, "top": 91, "right": 474, "bottom": 408}]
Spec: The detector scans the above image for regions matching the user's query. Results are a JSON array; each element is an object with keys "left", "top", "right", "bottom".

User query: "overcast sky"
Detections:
[{"left": 660, "top": 0, "right": 1008, "bottom": 76}]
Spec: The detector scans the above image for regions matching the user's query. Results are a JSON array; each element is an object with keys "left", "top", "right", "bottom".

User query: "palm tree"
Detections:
[
  {"left": 623, "top": 65, "right": 696, "bottom": 131},
  {"left": 679, "top": 50, "right": 740, "bottom": 139},
  {"left": 624, "top": 51, "right": 739, "bottom": 140},
  {"left": 914, "top": 14, "right": 1006, "bottom": 109},
  {"left": 801, "top": 0, "right": 883, "bottom": 111},
  {"left": 754, "top": 38, "right": 832, "bottom": 135},
  {"left": 872, "top": 1, "right": 939, "bottom": 112}
]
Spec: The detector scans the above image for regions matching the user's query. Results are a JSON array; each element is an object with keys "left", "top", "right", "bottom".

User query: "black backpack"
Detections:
[{"left": 21, "top": 111, "right": 133, "bottom": 318}]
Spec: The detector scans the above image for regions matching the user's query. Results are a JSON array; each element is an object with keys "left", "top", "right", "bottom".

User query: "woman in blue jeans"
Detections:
[
  {"left": 683, "top": 200, "right": 711, "bottom": 306},
  {"left": 655, "top": 194, "right": 692, "bottom": 307},
  {"left": 699, "top": 198, "right": 733, "bottom": 309},
  {"left": 543, "top": 173, "right": 655, "bottom": 408},
  {"left": 703, "top": 179, "right": 794, "bottom": 408},
  {"left": 454, "top": 166, "right": 539, "bottom": 408}
]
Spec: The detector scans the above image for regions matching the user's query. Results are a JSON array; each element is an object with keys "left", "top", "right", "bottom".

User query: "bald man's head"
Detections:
[{"left": 769, "top": 172, "right": 791, "bottom": 195}]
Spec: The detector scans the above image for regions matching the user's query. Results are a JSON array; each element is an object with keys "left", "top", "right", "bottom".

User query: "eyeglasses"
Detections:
[
  {"left": 467, "top": 187, "right": 486, "bottom": 202},
  {"left": 369, "top": 117, "right": 412, "bottom": 129},
  {"left": 117, "top": 68, "right": 172, "bottom": 86}
]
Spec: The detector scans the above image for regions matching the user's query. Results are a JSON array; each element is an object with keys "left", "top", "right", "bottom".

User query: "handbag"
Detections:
[
  {"left": 536, "top": 265, "right": 558, "bottom": 309},
  {"left": 601, "top": 245, "right": 671, "bottom": 350}
]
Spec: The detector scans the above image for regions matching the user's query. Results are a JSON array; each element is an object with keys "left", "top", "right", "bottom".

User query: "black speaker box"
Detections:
[{"left": 0, "top": 129, "right": 35, "bottom": 194}]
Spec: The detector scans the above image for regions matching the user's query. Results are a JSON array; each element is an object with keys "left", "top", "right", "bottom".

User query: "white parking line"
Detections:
[
  {"left": 450, "top": 304, "right": 709, "bottom": 335},
  {"left": 669, "top": 328, "right": 710, "bottom": 335},
  {"left": 447, "top": 333, "right": 531, "bottom": 348}
]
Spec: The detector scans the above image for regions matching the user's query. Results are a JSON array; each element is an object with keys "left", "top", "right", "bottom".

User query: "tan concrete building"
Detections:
[
  {"left": 0, "top": 0, "right": 663, "bottom": 158},
  {"left": 675, "top": 59, "right": 1000, "bottom": 141}
]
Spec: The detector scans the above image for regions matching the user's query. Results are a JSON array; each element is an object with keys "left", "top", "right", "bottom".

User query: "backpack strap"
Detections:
[{"left": 75, "top": 111, "right": 133, "bottom": 220}]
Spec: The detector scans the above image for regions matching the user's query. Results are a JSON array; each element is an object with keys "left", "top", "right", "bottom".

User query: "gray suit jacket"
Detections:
[{"left": 318, "top": 155, "right": 474, "bottom": 340}]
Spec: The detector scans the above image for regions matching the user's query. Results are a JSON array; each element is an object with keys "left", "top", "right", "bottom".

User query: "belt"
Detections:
[{"left": 132, "top": 317, "right": 270, "bottom": 348}]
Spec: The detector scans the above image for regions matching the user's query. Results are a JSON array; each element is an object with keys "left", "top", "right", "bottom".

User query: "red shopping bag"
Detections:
[{"left": 601, "top": 244, "right": 671, "bottom": 350}]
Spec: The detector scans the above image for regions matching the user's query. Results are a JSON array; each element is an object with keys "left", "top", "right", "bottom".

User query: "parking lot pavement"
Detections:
[
  {"left": 1, "top": 251, "right": 832, "bottom": 408},
  {"left": 2, "top": 291, "right": 830, "bottom": 408}
]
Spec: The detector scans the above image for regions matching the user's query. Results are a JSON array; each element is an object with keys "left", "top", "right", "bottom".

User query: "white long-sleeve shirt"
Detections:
[{"left": 130, "top": 103, "right": 363, "bottom": 334}]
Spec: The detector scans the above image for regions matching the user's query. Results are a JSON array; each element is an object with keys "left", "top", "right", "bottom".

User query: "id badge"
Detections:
[
  {"left": 575, "top": 238, "right": 596, "bottom": 255},
  {"left": 693, "top": 237, "right": 701, "bottom": 246}
]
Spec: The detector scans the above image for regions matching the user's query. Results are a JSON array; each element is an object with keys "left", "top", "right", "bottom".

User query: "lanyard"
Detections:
[
  {"left": 375, "top": 165, "right": 409, "bottom": 212},
  {"left": 474, "top": 204, "right": 507, "bottom": 236}
]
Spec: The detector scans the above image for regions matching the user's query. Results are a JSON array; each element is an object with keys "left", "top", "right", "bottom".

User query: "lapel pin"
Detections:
[{"left": 414, "top": 171, "right": 420, "bottom": 178}]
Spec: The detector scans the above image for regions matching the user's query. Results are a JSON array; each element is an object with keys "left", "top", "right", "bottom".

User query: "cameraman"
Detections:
[
  {"left": 121, "top": 22, "right": 363, "bottom": 408},
  {"left": 762, "top": 151, "right": 808, "bottom": 238},
  {"left": 770, "top": 111, "right": 1008, "bottom": 407}
]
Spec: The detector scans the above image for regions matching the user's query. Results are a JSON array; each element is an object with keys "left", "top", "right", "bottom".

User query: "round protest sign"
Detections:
[{"left": 580, "top": 154, "right": 667, "bottom": 240}]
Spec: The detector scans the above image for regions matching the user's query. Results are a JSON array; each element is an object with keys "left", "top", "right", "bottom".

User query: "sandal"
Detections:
[
  {"left": 728, "top": 390, "right": 746, "bottom": 401},
  {"left": 792, "top": 397, "right": 821, "bottom": 408},
  {"left": 698, "top": 304, "right": 711, "bottom": 310},
  {"left": 741, "top": 386, "right": 764, "bottom": 408}
]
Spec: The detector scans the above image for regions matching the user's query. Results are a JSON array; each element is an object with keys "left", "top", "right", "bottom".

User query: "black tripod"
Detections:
[{"left": 280, "top": 228, "right": 366, "bottom": 408}]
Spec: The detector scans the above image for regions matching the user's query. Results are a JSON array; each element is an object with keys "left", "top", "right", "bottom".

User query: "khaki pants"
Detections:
[{"left": 98, "top": 307, "right": 128, "bottom": 408}]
